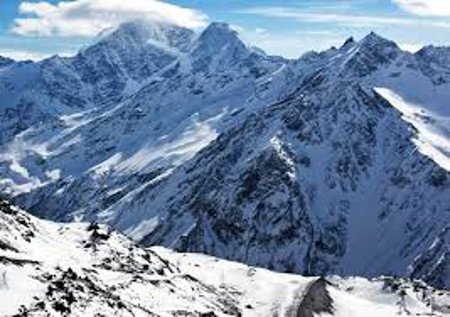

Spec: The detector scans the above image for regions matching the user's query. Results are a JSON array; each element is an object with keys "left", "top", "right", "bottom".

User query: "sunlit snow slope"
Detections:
[{"left": 1, "top": 200, "right": 449, "bottom": 316}]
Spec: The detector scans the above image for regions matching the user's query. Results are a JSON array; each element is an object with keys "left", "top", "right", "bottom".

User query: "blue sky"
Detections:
[{"left": 1, "top": 0, "right": 450, "bottom": 60}]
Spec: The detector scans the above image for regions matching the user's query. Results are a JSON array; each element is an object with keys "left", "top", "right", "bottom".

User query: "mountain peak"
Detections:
[
  {"left": 204, "top": 22, "right": 235, "bottom": 33},
  {"left": 416, "top": 44, "right": 450, "bottom": 57},
  {"left": 360, "top": 31, "right": 398, "bottom": 49},
  {"left": 338, "top": 31, "right": 401, "bottom": 76},
  {"left": 197, "top": 22, "right": 244, "bottom": 47},
  {"left": 189, "top": 22, "right": 249, "bottom": 69},
  {"left": 341, "top": 36, "right": 355, "bottom": 48},
  {"left": 108, "top": 19, "right": 195, "bottom": 51}
]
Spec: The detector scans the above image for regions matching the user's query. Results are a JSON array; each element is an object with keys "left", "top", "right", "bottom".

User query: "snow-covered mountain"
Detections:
[
  {"left": 0, "top": 20, "right": 289, "bottom": 213},
  {"left": 0, "top": 20, "right": 449, "bottom": 290},
  {"left": 107, "top": 39, "right": 450, "bottom": 283},
  {"left": 1, "top": 199, "right": 448, "bottom": 316}
]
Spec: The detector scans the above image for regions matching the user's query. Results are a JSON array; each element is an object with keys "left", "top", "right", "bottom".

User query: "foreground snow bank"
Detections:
[{"left": 1, "top": 200, "right": 448, "bottom": 316}]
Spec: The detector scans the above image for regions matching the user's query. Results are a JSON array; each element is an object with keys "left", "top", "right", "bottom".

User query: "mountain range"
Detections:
[{"left": 0, "top": 19, "right": 449, "bottom": 294}]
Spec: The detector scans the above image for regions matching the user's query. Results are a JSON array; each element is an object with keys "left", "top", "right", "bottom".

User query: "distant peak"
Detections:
[
  {"left": 115, "top": 19, "right": 193, "bottom": 38},
  {"left": 92, "top": 19, "right": 195, "bottom": 52},
  {"left": 0, "top": 55, "right": 15, "bottom": 67},
  {"left": 200, "top": 22, "right": 239, "bottom": 40},
  {"left": 416, "top": 44, "right": 448, "bottom": 55},
  {"left": 116, "top": 19, "right": 181, "bottom": 33},
  {"left": 188, "top": 21, "right": 251, "bottom": 71},
  {"left": 415, "top": 45, "right": 450, "bottom": 64},
  {"left": 365, "top": 31, "right": 381, "bottom": 39},
  {"left": 194, "top": 21, "right": 247, "bottom": 52},
  {"left": 206, "top": 22, "right": 234, "bottom": 31},
  {"left": 341, "top": 37, "right": 355, "bottom": 48},
  {"left": 357, "top": 32, "right": 400, "bottom": 54},
  {"left": 360, "top": 32, "right": 395, "bottom": 46}
]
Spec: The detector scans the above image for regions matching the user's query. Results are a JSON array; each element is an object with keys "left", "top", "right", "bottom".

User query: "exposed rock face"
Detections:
[
  {"left": 129, "top": 72, "right": 448, "bottom": 282},
  {"left": 100, "top": 33, "right": 450, "bottom": 287},
  {"left": 297, "top": 278, "right": 333, "bottom": 317},
  {"left": 410, "top": 227, "right": 450, "bottom": 290}
]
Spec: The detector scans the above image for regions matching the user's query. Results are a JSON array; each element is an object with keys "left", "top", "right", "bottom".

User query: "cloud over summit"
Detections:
[{"left": 13, "top": 0, "right": 208, "bottom": 37}]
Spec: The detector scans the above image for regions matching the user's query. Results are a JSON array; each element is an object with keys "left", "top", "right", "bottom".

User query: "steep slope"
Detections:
[
  {"left": 0, "top": 199, "right": 240, "bottom": 316},
  {"left": 93, "top": 33, "right": 450, "bottom": 288},
  {"left": 1, "top": 22, "right": 290, "bottom": 221},
  {"left": 410, "top": 226, "right": 449, "bottom": 290},
  {"left": 1, "top": 199, "right": 448, "bottom": 316},
  {"left": 71, "top": 20, "right": 196, "bottom": 107}
]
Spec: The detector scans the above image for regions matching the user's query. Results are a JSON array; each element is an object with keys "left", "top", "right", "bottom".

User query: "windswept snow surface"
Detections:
[
  {"left": 1, "top": 200, "right": 448, "bottom": 316},
  {"left": 154, "top": 246, "right": 316, "bottom": 316},
  {"left": 375, "top": 87, "right": 450, "bottom": 171},
  {"left": 0, "top": 200, "right": 241, "bottom": 316},
  {"left": 156, "top": 248, "right": 450, "bottom": 317}
]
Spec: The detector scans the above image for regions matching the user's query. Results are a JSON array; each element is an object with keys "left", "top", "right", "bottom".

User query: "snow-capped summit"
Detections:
[
  {"left": 360, "top": 31, "right": 398, "bottom": 47},
  {"left": 194, "top": 22, "right": 245, "bottom": 51},
  {"left": 189, "top": 22, "right": 253, "bottom": 72},
  {"left": 341, "top": 36, "right": 355, "bottom": 48},
  {"left": 96, "top": 19, "right": 195, "bottom": 52},
  {"left": 338, "top": 32, "right": 401, "bottom": 77},
  {"left": 71, "top": 20, "right": 196, "bottom": 105}
]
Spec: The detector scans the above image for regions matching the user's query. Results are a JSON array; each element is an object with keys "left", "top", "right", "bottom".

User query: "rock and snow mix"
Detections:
[
  {"left": 0, "top": 200, "right": 448, "bottom": 316},
  {"left": 0, "top": 200, "right": 239, "bottom": 316}
]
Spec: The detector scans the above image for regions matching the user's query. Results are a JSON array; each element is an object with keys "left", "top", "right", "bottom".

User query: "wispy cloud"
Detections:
[
  {"left": 397, "top": 43, "right": 424, "bottom": 53},
  {"left": 295, "top": 30, "right": 334, "bottom": 36},
  {"left": 13, "top": 0, "right": 208, "bottom": 37},
  {"left": 393, "top": 0, "right": 450, "bottom": 17},
  {"left": 0, "top": 48, "right": 52, "bottom": 61},
  {"left": 244, "top": 33, "right": 343, "bottom": 58},
  {"left": 239, "top": 6, "right": 450, "bottom": 29}
]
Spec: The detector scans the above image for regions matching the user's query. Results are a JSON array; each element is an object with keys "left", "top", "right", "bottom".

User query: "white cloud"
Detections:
[
  {"left": 243, "top": 33, "right": 343, "bottom": 58},
  {"left": 398, "top": 43, "right": 423, "bottom": 53},
  {"left": 0, "top": 49, "right": 51, "bottom": 61},
  {"left": 393, "top": 0, "right": 450, "bottom": 16},
  {"left": 229, "top": 24, "right": 244, "bottom": 33},
  {"left": 239, "top": 6, "right": 450, "bottom": 28},
  {"left": 295, "top": 30, "right": 334, "bottom": 36},
  {"left": 13, "top": 0, "right": 208, "bottom": 37}
]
